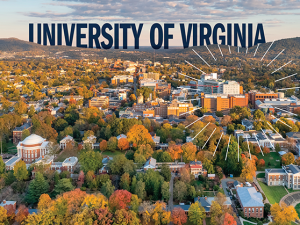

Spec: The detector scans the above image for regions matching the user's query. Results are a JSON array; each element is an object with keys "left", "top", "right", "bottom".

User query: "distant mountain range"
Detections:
[{"left": 0, "top": 37, "right": 300, "bottom": 62}]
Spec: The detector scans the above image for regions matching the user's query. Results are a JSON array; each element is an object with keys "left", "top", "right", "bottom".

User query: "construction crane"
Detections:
[{"left": 187, "top": 83, "right": 219, "bottom": 94}]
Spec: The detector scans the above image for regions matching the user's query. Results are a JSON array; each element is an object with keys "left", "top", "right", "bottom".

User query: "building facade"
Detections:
[
  {"left": 88, "top": 96, "right": 109, "bottom": 108},
  {"left": 111, "top": 75, "right": 134, "bottom": 85},
  {"left": 13, "top": 122, "right": 32, "bottom": 145}
]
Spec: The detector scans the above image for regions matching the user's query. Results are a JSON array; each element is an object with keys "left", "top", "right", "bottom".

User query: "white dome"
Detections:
[{"left": 22, "top": 134, "right": 45, "bottom": 146}]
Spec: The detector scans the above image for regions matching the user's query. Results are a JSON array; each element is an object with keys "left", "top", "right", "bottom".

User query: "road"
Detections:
[
  {"left": 221, "top": 178, "right": 235, "bottom": 197},
  {"left": 168, "top": 174, "right": 174, "bottom": 211}
]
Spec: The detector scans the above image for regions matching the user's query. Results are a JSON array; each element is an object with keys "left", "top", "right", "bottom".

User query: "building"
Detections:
[
  {"left": 60, "top": 95, "right": 83, "bottom": 102},
  {"left": 59, "top": 135, "right": 75, "bottom": 150},
  {"left": 155, "top": 100, "right": 196, "bottom": 119},
  {"left": 5, "top": 134, "right": 53, "bottom": 170},
  {"left": 189, "top": 159, "right": 207, "bottom": 177},
  {"left": 242, "top": 119, "right": 254, "bottom": 131},
  {"left": 200, "top": 93, "right": 248, "bottom": 112},
  {"left": 88, "top": 96, "right": 109, "bottom": 108},
  {"left": 265, "top": 164, "right": 300, "bottom": 190},
  {"left": 13, "top": 122, "right": 32, "bottom": 145},
  {"left": 83, "top": 135, "right": 97, "bottom": 149},
  {"left": 143, "top": 157, "right": 157, "bottom": 171},
  {"left": 236, "top": 187, "right": 264, "bottom": 218},
  {"left": 249, "top": 90, "right": 281, "bottom": 106},
  {"left": 140, "top": 72, "right": 160, "bottom": 80},
  {"left": 111, "top": 75, "right": 134, "bottom": 85},
  {"left": 0, "top": 200, "right": 17, "bottom": 211}
]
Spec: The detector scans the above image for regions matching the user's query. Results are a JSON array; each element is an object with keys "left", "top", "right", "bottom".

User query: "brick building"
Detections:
[
  {"left": 248, "top": 91, "right": 280, "bottom": 106},
  {"left": 111, "top": 75, "right": 134, "bottom": 85},
  {"left": 13, "top": 122, "right": 32, "bottom": 145},
  {"left": 189, "top": 159, "right": 207, "bottom": 177},
  {"left": 88, "top": 96, "right": 109, "bottom": 108}
]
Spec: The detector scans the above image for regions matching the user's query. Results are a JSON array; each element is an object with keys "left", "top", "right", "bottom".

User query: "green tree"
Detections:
[
  {"left": 254, "top": 109, "right": 265, "bottom": 121},
  {"left": 135, "top": 180, "right": 146, "bottom": 200},
  {"left": 101, "top": 180, "right": 115, "bottom": 198},
  {"left": 79, "top": 150, "right": 103, "bottom": 173},
  {"left": 107, "top": 136, "right": 118, "bottom": 151},
  {"left": 275, "top": 144, "right": 281, "bottom": 152},
  {"left": 108, "top": 155, "right": 136, "bottom": 176},
  {"left": 120, "top": 173, "right": 131, "bottom": 191},
  {"left": 0, "top": 156, "right": 5, "bottom": 175},
  {"left": 160, "top": 164, "right": 171, "bottom": 181},
  {"left": 53, "top": 178, "right": 74, "bottom": 196},
  {"left": 53, "top": 118, "right": 68, "bottom": 132},
  {"left": 25, "top": 172, "right": 49, "bottom": 204},
  {"left": 14, "top": 160, "right": 28, "bottom": 181},
  {"left": 131, "top": 176, "right": 137, "bottom": 193},
  {"left": 161, "top": 181, "right": 170, "bottom": 201},
  {"left": 174, "top": 181, "right": 187, "bottom": 202},
  {"left": 22, "top": 129, "right": 30, "bottom": 141},
  {"left": 188, "top": 202, "right": 206, "bottom": 225}
]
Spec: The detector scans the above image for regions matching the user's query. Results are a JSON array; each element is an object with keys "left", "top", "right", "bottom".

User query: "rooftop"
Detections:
[{"left": 237, "top": 187, "right": 264, "bottom": 207}]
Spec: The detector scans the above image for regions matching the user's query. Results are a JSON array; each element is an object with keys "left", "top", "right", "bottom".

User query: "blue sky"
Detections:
[{"left": 1, "top": 0, "right": 300, "bottom": 46}]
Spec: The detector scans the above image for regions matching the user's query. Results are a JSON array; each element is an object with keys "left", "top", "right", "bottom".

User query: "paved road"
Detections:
[
  {"left": 221, "top": 178, "right": 235, "bottom": 197},
  {"left": 168, "top": 174, "right": 175, "bottom": 211},
  {"left": 134, "top": 77, "right": 137, "bottom": 96}
]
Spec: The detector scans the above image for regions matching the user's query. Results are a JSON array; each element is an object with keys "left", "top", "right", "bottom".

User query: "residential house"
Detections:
[
  {"left": 242, "top": 119, "right": 254, "bottom": 131},
  {"left": 189, "top": 159, "right": 207, "bottom": 177},
  {"left": 59, "top": 135, "right": 75, "bottom": 150},
  {"left": 143, "top": 157, "right": 156, "bottom": 171}
]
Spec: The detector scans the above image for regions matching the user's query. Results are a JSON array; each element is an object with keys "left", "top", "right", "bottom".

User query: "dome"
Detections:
[{"left": 22, "top": 134, "right": 45, "bottom": 146}]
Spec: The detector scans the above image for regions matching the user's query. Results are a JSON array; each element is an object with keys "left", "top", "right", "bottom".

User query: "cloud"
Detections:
[{"left": 23, "top": 0, "right": 300, "bottom": 22}]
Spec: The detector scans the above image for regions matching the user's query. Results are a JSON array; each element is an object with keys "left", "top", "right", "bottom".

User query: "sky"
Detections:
[{"left": 1, "top": 0, "right": 300, "bottom": 47}]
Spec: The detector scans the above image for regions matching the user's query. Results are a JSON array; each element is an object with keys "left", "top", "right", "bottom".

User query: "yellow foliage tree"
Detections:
[
  {"left": 81, "top": 193, "right": 107, "bottom": 209},
  {"left": 240, "top": 157, "right": 256, "bottom": 182},
  {"left": 37, "top": 194, "right": 52, "bottom": 211},
  {"left": 0, "top": 206, "right": 8, "bottom": 224},
  {"left": 151, "top": 201, "right": 171, "bottom": 225},
  {"left": 270, "top": 203, "right": 299, "bottom": 225}
]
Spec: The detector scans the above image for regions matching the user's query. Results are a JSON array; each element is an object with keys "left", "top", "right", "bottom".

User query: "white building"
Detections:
[{"left": 59, "top": 135, "right": 74, "bottom": 150}]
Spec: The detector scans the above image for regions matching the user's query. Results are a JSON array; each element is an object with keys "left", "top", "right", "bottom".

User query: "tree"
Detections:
[
  {"left": 221, "top": 115, "right": 232, "bottom": 127},
  {"left": 275, "top": 144, "right": 281, "bottom": 152},
  {"left": 114, "top": 209, "right": 140, "bottom": 225},
  {"left": 101, "top": 180, "right": 115, "bottom": 198},
  {"left": 182, "top": 142, "right": 197, "bottom": 162},
  {"left": 174, "top": 181, "right": 187, "bottom": 202},
  {"left": 14, "top": 100, "right": 27, "bottom": 115},
  {"left": 160, "top": 164, "right": 171, "bottom": 182},
  {"left": 109, "top": 190, "right": 132, "bottom": 212},
  {"left": 263, "top": 147, "right": 270, "bottom": 155},
  {"left": 188, "top": 202, "right": 206, "bottom": 225},
  {"left": 108, "top": 155, "right": 136, "bottom": 176},
  {"left": 127, "top": 125, "right": 154, "bottom": 146},
  {"left": 223, "top": 213, "right": 237, "bottom": 225},
  {"left": 15, "top": 204, "right": 29, "bottom": 223},
  {"left": 0, "top": 156, "right": 5, "bottom": 175},
  {"left": 53, "top": 178, "right": 75, "bottom": 196},
  {"left": 161, "top": 181, "right": 170, "bottom": 201},
  {"left": 180, "top": 167, "right": 191, "bottom": 183},
  {"left": 135, "top": 180, "right": 146, "bottom": 200},
  {"left": 264, "top": 203, "right": 271, "bottom": 217},
  {"left": 25, "top": 172, "right": 49, "bottom": 204},
  {"left": 171, "top": 208, "right": 187, "bottom": 225},
  {"left": 118, "top": 138, "right": 130, "bottom": 151},
  {"left": 282, "top": 152, "right": 295, "bottom": 165},
  {"left": 254, "top": 109, "right": 265, "bottom": 121},
  {"left": 79, "top": 150, "right": 103, "bottom": 173},
  {"left": 22, "top": 129, "right": 30, "bottom": 141},
  {"left": 270, "top": 203, "right": 299, "bottom": 225},
  {"left": 94, "top": 208, "right": 113, "bottom": 225},
  {"left": 0, "top": 206, "right": 8, "bottom": 224},
  {"left": 120, "top": 173, "right": 131, "bottom": 191},
  {"left": 257, "top": 159, "right": 265, "bottom": 168},
  {"left": 99, "top": 140, "right": 107, "bottom": 152},
  {"left": 53, "top": 118, "right": 68, "bottom": 132},
  {"left": 210, "top": 201, "right": 223, "bottom": 225},
  {"left": 107, "top": 136, "right": 118, "bottom": 151},
  {"left": 129, "top": 94, "right": 136, "bottom": 101},
  {"left": 240, "top": 158, "right": 256, "bottom": 182},
  {"left": 14, "top": 160, "right": 28, "bottom": 181},
  {"left": 167, "top": 144, "right": 183, "bottom": 161},
  {"left": 37, "top": 194, "right": 52, "bottom": 211},
  {"left": 151, "top": 201, "right": 171, "bottom": 225}
]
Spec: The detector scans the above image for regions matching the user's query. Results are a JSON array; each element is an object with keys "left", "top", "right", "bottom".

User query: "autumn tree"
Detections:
[
  {"left": 0, "top": 206, "right": 8, "bottom": 224},
  {"left": 15, "top": 204, "right": 29, "bottom": 223},
  {"left": 151, "top": 201, "right": 171, "bottom": 225},
  {"left": 37, "top": 194, "right": 52, "bottom": 211},
  {"left": 25, "top": 172, "right": 49, "bottom": 204},
  {"left": 129, "top": 94, "right": 136, "bottom": 101},
  {"left": 118, "top": 138, "right": 130, "bottom": 151},
  {"left": 134, "top": 144, "right": 154, "bottom": 164},
  {"left": 0, "top": 156, "right": 5, "bottom": 175},
  {"left": 14, "top": 160, "right": 28, "bottom": 181},
  {"left": 282, "top": 152, "right": 295, "bottom": 165},
  {"left": 114, "top": 209, "right": 140, "bottom": 225},
  {"left": 270, "top": 203, "right": 299, "bottom": 225},
  {"left": 257, "top": 159, "right": 265, "bottom": 168},
  {"left": 14, "top": 100, "right": 27, "bottom": 115},
  {"left": 221, "top": 115, "right": 232, "bottom": 127},
  {"left": 99, "top": 140, "right": 107, "bottom": 152},
  {"left": 167, "top": 143, "right": 183, "bottom": 161},
  {"left": 240, "top": 158, "right": 256, "bottom": 182},
  {"left": 109, "top": 190, "right": 132, "bottom": 212},
  {"left": 120, "top": 173, "right": 131, "bottom": 191},
  {"left": 182, "top": 142, "right": 197, "bottom": 162},
  {"left": 171, "top": 208, "right": 187, "bottom": 225},
  {"left": 127, "top": 125, "right": 154, "bottom": 146},
  {"left": 223, "top": 213, "right": 237, "bottom": 225},
  {"left": 262, "top": 147, "right": 270, "bottom": 155},
  {"left": 188, "top": 201, "right": 206, "bottom": 225},
  {"left": 94, "top": 208, "right": 113, "bottom": 224}
]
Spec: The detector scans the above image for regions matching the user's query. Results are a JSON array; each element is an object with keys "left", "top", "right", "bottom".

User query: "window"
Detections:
[
  {"left": 245, "top": 208, "right": 247, "bottom": 213},
  {"left": 256, "top": 208, "right": 258, "bottom": 212},
  {"left": 252, "top": 208, "right": 254, "bottom": 213},
  {"left": 260, "top": 208, "right": 262, "bottom": 212}
]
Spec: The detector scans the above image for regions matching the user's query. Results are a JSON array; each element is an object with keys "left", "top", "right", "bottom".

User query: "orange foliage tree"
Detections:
[
  {"left": 223, "top": 213, "right": 237, "bottom": 225},
  {"left": 263, "top": 147, "right": 270, "bottom": 155},
  {"left": 181, "top": 142, "right": 197, "bottom": 162},
  {"left": 37, "top": 194, "right": 52, "bottom": 211},
  {"left": 282, "top": 152, "right": 295, "bottom": 165},
  {"left": 109, "top": 190, "right": 132, "bottom": 212},
  {"left": 167, "top": 143, "right": 183, "bottom": 161},
  {"left": 127, "top": 125, "right": 154, "bottom": 146},
  {"left": 171, "top": 208, "right": 187, "bottom": 225},
  {"left": 15, "top": 204, "right": 29, "bottom": 223},
  {"left": 257, "top": 159, "right": 265, "bottom": 168},
  {"left": 100, "top": 140, "right": 107, "bottom": 152},
  {"left": 118, "top": 138, "right": 130, "bottom": 151}
]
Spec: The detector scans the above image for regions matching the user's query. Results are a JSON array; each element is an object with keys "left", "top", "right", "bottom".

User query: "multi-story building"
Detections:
[
  {"left": 236, "top": 187, "right": 264, "bottom": 218},
  {"left": 111, "top": 75, "right": 134, "bottom": 85},
  {"left": 88, "top": 96, "right": 109, "bottom": 108},
  {"left": 140, "top": 72, "right": 160, "bottom": 80},
  {"left": 13, "top": 122, "right": 32, "bottom": 145},
  {"left": 59, "top": 135, "right": 75, "bottom": 150},
  {"left": 189, "top": 159, "right": 207, "bottom": 177},
  {"left": 249, "top": 90, "right": 281, "bottom": 106},
  {"left": 60, "top": 95, "right": 83, "bottom": 102},
  {"left": 200, "top": 93, "right": 248, "bottom": 112},
  {"left": 265, "top": 164, "right": 300, "bottom": 190}
]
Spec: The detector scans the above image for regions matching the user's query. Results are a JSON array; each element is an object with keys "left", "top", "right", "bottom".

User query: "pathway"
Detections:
[
  {"left": 168, "top": 174, "right": 174, "bottom": 211},
  {"left": 221, "top": 178, "right": 235, "bottom": 197},
  {"left": 253, "top": 177, "right": 270, "bottom": 204},
  {"left": 280, "top": 191, "right": 300, "bottom": 207}
]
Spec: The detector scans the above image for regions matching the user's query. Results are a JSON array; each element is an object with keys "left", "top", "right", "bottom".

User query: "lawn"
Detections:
[
  {"left": 257, "top": 173, "right": 265, "bottom": 178},
  {"left": 203, "top": 191, "right": 215, "bottom": 197},
  {"left": 102, "top": 150, "right": 124, "bottom": 158},
  {"left": 6, "top": 141, "right": 17, "bottom": 154},
  {"left": 257, "top": 152, "right": 281, "bottom": 171},
  {"left": 55, "top": 149, "right": 79, "bottom": 162},
  {"left": 243, "top": 222, "right": 255, "bottom": 225},
  {"left": 295, "top": 203, "right": 300, "bottom": 218},
  {"left": 258, "top": 180, "right": 288, "bottom": 204}
]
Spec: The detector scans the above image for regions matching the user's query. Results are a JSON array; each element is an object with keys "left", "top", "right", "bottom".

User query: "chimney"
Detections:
[
  {"left": 69, "top": 158, "right": 71, "bottom": 161},
  {"left": 3, "top": 200, "right": 6, "bottom": 204},
  {"left": 195, "top": 159, "right": 197, "bottom": 162},
  {"left": 205, "top": 196, "right": 207, "bottom": 200},
  {"left": 42, "top": 155, "right": 44, "bottom": 159},
  {"left": 198, "top": 196, "right": 200, "bottom": 201},
  {"left": 241, "top": 183, "right": 243, "bottom": 187}
]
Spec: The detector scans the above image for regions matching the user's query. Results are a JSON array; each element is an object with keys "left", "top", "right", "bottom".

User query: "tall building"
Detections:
[
  {"left": 248, "top": 90, "right": 281, "bottom": 106},
  {"left": 200, "top": 93, "right": 248, "bottom": 112},
  {"left": 111, "top": 75, "right": 134, "bottom": 85},
  {"left": 154, "top": 100, "right": 195, "bottom": 118},
  {"left": 88, "top": 96, "right": 109, "bottom": 108},
  {"left": 140, "top": 72, "right": 160, "bottom": 80}
]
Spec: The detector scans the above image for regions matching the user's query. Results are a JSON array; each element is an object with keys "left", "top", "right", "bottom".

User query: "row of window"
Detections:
[{"left": 245, "top": 208, "right": 262, "bottom": 213}]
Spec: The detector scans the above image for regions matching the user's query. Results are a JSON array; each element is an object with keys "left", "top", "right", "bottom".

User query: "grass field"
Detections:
[
  {"left": 6, "top": 141, "right": 17, "bottom": 154},
  {"left": 257, "top": 173, "right": 265, "bottom": 178},
  {"left": 243, "top": 222, "right": 255, "bottom": 225},
  {"left": 55, "top": 149, "right": 79, "bottom": 162},
  {"left": 257, "top": 152, "right": 281, "bottom": 171},
  {"left": 295, "top": 203, "right": 300, "bottom": 218},
  {"left": 258, "top": 180, "right": 288, "bottom": 204},
  {"left": 102, "top": 150, "right": 124, "bottom": 158}
]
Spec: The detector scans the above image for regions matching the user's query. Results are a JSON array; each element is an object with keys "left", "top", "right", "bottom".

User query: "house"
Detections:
[
  {"left": 236, "top": 187, "right": 264, "bottom": 218},
  {"left": 13, "top": 122, "right": 32, "bottom": 145},
  {"left": 186, "top": 136, "right": 193, "bottom": 143},
  {"left": 152, "top": 134, "right": 160, "bottom": 145},
  {"left": 143, "top": 157, "right": 156, "bottom": 171},
  {"left": 265, "top": 164, "right": 300, "bottom": 190},
  {"left": 83, "top": 135, "right": 97, "bottom": 149},
  {"left": 99, "top": 156, "right": 113, "bottom": 174},
  {"left": 59, "top": 135, "right": 74, "bottom": 150},
  {"left": 117, "top": 134, "right": 127, "bottom": 140},
  {"left": 189, "top": 159, "right": 207, "bottom": 177},
  {"left": 242, "top": 119, "right": 254, "bottom": 131},
  {"left": 0, "top": 200, "right": 17, "bottom": 211}
]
